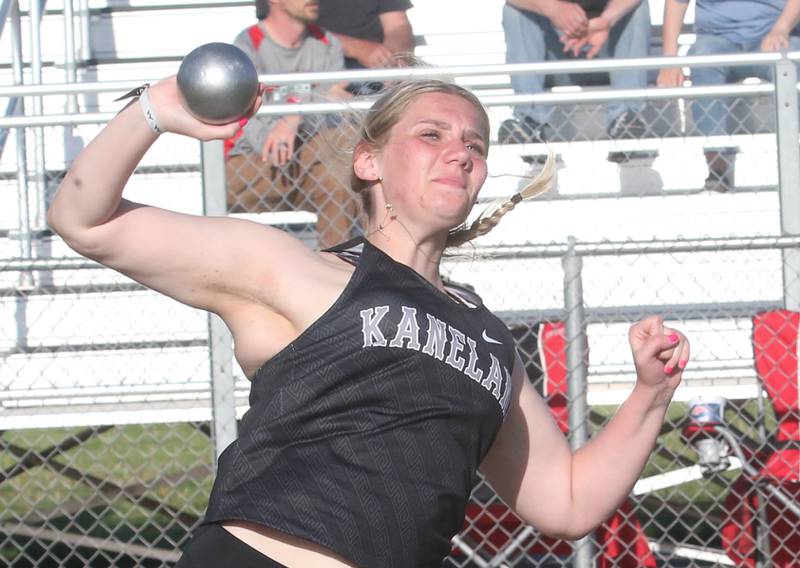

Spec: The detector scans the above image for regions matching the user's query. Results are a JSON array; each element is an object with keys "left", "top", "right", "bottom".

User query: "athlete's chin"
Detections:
[
  {"left": 429, "top": 208, "right": 468, "bottom": 230},
  {"left": 428, "top": 197, "right": 474, "bottom": 224}
]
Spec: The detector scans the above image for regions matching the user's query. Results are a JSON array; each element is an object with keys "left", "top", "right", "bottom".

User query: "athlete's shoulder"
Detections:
[
  {"left": 443, "top": 278, "right": 484, "bottom": 308},
  {"left": 322, "top": 237, "right": 363, "bottom": 265}
]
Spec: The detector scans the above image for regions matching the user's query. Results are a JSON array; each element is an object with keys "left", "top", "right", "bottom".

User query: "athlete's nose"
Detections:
[{"left": 443, "top": 138, "right": 472, "bottom": 171}]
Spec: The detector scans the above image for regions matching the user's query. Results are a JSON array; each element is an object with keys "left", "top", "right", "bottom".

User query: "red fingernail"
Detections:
[
  {"left": 238, "top": 118, "right": 249, "bottom": 128},
  {"left": 664, "top": 366, "right": 673, "bottom": 374},
  {"left": 678, "top": 359, "right": 687, "bottom": 369},
  {"left": 668, "top": 334, "right": 679, "bottom": 343}
]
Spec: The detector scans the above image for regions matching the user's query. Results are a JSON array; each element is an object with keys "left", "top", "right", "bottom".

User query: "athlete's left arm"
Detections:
[{"left": 480, "top": 316, "right": 688, "bottom": 539}]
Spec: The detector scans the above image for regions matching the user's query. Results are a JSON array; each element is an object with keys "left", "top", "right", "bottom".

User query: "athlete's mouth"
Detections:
[{"left": 432, "top": 177, "right": 466, "bottom": 188}]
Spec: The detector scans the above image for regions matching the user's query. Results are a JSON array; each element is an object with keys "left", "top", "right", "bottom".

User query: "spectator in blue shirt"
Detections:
[
  {"left": 658, "top": 0, "right": 800, "bottom": 191},
  {"left": 500, "top": 0, "right": 652, "bottom": 144}
]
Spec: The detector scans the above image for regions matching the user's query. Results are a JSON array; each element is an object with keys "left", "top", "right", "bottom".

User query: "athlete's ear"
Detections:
[{"left": 353, "top": 142, "right": 380, "bottom": 183}]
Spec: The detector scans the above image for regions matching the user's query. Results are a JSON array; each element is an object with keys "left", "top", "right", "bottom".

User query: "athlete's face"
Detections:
[
  {"left": 376, "top": 92, "right": 489, "bottom": 232},
  {"left": 278, "top": 0, "right": 319, "bottom": 23}
]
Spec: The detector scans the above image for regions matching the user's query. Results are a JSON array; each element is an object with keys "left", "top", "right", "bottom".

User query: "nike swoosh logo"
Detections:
[{"left": 482, "top": 329, "right": 502, "bottom": 345}]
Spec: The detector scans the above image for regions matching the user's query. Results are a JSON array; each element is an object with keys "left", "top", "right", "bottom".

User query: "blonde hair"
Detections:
[{"left": 350, "top": 79, "right": 556, "bottom": 248}]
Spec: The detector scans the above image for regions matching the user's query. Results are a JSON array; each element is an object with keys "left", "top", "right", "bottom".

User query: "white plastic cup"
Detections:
[{"left": 695, "top": 437, "right": 728, "bottom": 469}]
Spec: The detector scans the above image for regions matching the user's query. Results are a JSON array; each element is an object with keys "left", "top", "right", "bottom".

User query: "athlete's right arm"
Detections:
[{"left": 47, "top": 76, "right": 315, "bottom": 318}]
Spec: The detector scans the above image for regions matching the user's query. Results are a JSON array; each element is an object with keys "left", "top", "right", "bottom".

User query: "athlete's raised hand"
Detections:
[
  {"left": 147, "top": 76, "right": 265, "bottom": 141},
  {"left": 628, "top": 315, "right": 689, "bottom": 407}
]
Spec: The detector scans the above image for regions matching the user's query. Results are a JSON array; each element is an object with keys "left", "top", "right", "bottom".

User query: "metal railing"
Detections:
[{"left": 2, "top": 49, "right": 800, "bottom": 567}]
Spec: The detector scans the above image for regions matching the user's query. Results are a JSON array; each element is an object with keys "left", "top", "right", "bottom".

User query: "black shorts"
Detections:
[{"left": 175, "top": 523, "right": 288, "bottom": 568}]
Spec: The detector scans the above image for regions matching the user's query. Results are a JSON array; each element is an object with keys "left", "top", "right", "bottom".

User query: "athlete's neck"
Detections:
[{"left": 366, "top": 224, "right": 446, "bottom": 290}]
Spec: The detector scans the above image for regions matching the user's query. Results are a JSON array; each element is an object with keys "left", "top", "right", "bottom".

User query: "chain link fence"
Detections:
[{"left": 2, "top": 54, "right": 800, "bottom": 566}]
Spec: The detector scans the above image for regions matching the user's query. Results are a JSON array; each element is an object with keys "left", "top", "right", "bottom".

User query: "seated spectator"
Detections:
[
  {"left": 500, "top": 0, "right": 651, "bottom": 143},
  {"left": 657, "top": 0, "right": 800, "bottom": 192},
  {"left": 226, "top": 0, "right": 361, "bottom": 248},
  {"left": 317, "top": 0, "right": 415, "bottom": 94}
]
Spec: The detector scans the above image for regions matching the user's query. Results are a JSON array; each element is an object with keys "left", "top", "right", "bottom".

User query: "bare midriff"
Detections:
[{"left": 221, "top": 521, "right": 360, "bottom": 568}]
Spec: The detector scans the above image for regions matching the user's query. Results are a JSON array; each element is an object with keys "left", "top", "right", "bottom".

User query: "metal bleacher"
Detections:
[
  {"left": 5, "top": 2, "right": 800, "bottom": 567},
  {"left": 0, "top": 0, "right": 786, "bottom": 428}
]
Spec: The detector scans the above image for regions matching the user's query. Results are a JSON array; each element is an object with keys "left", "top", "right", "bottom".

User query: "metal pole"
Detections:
[
  {"left": 174, "top": 51, "right": 787, "bottom": 87},
  {"left": 29, "top": 0, "right": 46, "bottom": 230},
  {"left": 489, "top": 525, "right": 534, "bottom": 567},
  {"left": 562, "top": 236, "right": 593, "bottom": 568},
  {"left": 773, "top": 58, "right": 800, "bottom": 311},
  {"left": 10, "top": 0, "right": 33, "bottom": 373},
  {"left": 201, "top": 139, "right": 238, "bottom": 462},
  {"left": 754, "top": 480, "right": 772, "bottom": 568},
  {"left": 63, "top": 0, "right": 78, "bottom": 111},
  {"left": 61, "top": 0, "right": 82, "bottom": 170},
  {"left": 11, "top": 0, "right": 30, "bottom": 269},
  {"left": 207, "top": 312, "right": 236, "bottom": 462},
  {"left": 754, "top": 383, "right": 771, "bottom": 566},
  {"left": 78, "top": 0, "right": 91, "bottom": 62},
  {"left": 563, "top": 237, "right": 590, "bottom": 448},
  {"left": 450, "top": 535, "right": 490, "bottom": 568}
]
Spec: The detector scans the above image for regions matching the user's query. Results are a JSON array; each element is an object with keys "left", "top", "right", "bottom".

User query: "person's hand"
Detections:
[
  {"left": 628, "top": 316, "right": 690, "bottom": 407},
  {"left": 352, "top": 38, "right": 398, "bottom": 68},
  {"left": 560, "top": 15, "right": 610, "bottom": 58},
  {"left": 548, "top": 1, "right": 589, "bottom": 38},
  {"left": 261, "top": 116, "right": 300, "bottom": 166},
  {"left": 148, "top": 76, "right": 264, "bottom": 140},
  {"left": 657, "top": 67, "right": 686, "bottom": 87},
  {"left": 761, "top": 28, "right": 791, "bottom": 52}
]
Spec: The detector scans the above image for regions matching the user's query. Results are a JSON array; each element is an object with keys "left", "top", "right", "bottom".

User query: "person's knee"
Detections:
[
  {"left": 632, "top": 0, "right": 650, "bottom": 21},
  {"left": 689, "top": 34, "right": 735, "bottom": 57},
  {"left": 502, "top": 2, "right": 541, "bottom": 29},
  {"left": 225, "top": 158, "right": 252, "bottom": 203},
  {"left": 686, "top": 36, "right": 739, "bottom": 85},
  {"left": 226, "top": 155, "right": 293, "bottom": 212},
  {"left": 502, "top": 3, "right": 547, "bottom": 55},
  {"left": 617, "top": 1, "right": 650, "bottom": 42},
  {"left": 614, "top": 0, "right": 650, "bottom": 32}
]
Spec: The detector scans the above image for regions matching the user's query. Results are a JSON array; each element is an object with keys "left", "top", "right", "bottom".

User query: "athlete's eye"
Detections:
[
  {"left": 466, "top": 142, "right": 486, "bottom": 156},
  {"left": 421, "top": 130, "right": 440, "bottom": 140}
]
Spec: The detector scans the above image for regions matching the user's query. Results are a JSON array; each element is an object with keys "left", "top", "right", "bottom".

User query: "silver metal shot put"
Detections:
[{"left": 176, "top": 42, "right": 259, "bottom": 125}]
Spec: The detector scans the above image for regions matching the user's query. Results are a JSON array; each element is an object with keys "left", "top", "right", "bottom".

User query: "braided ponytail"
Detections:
[{"left": 446, "top": 150, "right": 556, "bottom": 248}]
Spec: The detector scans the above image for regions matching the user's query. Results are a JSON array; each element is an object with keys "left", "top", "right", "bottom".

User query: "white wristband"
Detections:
[{"left": 138, "top": 85, "right": 164, "bottom": 135}]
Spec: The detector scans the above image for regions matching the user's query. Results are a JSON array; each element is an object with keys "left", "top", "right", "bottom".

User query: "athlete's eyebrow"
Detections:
[{"left": 416, "top": 119, "right": 487, "bottom": 145}]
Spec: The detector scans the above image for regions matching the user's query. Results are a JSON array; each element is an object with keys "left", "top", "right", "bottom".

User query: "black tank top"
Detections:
[{"left": 204, "top": 239, "right": 517, "bottom": 568}]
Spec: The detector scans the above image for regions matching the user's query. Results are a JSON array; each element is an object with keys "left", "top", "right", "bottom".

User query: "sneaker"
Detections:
[
  {"left": 607, "top": 111, "right": 647, "bottom": 140},
  {"left": 498, "top": 116, "right": 549, "bottom": 144}
]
